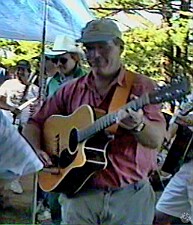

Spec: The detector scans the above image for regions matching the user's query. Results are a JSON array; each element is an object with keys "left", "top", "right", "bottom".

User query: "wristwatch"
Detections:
[{"left": 133, "top": 121, "right": 146, "bottom": 132}]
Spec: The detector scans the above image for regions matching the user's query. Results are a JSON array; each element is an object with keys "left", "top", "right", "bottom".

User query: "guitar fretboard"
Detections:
[{"left": 78, "top": 94, "right": 150, "bottom": 142}]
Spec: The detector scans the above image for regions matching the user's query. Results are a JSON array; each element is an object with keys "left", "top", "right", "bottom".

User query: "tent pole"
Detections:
[
  {"left": 39, "top": 0, "right": 49, "bottom": 104},
  {"left": 32, "top": 0, "right": 48, "bottom": 224}
]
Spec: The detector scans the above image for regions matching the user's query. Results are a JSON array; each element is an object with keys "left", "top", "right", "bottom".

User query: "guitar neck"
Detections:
[
  {"left": 78, "top": 94, "right": 149, "bottom": 142},
  {"left": 17, "top": 97, "right": 37, "bottom": 111},
  {"left": 77, "top": 76, "right": 189, "bottom": 142}
]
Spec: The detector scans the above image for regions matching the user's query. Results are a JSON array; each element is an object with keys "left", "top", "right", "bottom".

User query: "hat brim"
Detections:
[
  {"left": 16, "top": 64, "right": 30, "bottom": 69},
  {"left": 16, "top": 64, "right": 31, "bottom": 69},
  {"left": 77, "top": 34, "right": 116, "bottom": 43},
  {"left": 45, "top": 50, "right": 67, "bottom": 56}
]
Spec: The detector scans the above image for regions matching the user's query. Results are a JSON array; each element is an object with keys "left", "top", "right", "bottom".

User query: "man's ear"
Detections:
[
  {"left": 0, "top": 96, "right": 6, "bottom": 103},
  {"left": 71, "top": 53, "right": 80, "bottom": 63}
]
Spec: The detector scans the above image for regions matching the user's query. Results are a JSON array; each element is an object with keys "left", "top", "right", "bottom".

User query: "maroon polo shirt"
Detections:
[{"left": 29, "top": 67, "right": 165, "bottom": 188}]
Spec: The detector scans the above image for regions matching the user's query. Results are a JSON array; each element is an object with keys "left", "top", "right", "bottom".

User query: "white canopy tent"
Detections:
[{"left": 0, "top": 0, "right": 94, "bottom": 42}]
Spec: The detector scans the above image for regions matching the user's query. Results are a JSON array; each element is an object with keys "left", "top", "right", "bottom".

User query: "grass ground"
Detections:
[
  {"left": 0, "top": 174, "right": 35, "bottom": 224},
  {"left": 0, "top": 175, "right": 190, "bottom": 225}
]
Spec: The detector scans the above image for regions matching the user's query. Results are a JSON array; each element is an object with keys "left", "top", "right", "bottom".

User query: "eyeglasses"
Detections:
[
  {"left": 45, "top": 56, "right": 58, "bottom": 64},
  {"left": 17, "top": 67, "right": 25, "bottom": 71},
  {"left": 83, "top": 42, "right": 113, "bottom": 58},
  {"left": 45, "top": 56, "right": 69, "bottom": 65},
  {"left": 58, "top": 57, "right": 68, "bottom": 65}
]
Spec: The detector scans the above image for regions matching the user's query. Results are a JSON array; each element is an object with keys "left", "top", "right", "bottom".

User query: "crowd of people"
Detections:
[{"left": 0, "top": 18, "right": 192, "bottom": 225}]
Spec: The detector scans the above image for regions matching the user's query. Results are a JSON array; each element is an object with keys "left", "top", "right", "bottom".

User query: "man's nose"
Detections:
[
  {"left": 90, "top": 48, "right": 101, "bottom": 58},
  {"left": 57, "top": 61, "right": 62, "bottom": 66}
]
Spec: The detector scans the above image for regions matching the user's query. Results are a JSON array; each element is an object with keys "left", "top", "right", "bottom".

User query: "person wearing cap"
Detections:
[
  {"left": 0, "top": 59, "right": 39, "bottom": 194},
  {"left": 0, "top": 59, "right": 38, "bottom": 126},
  {"left": 23, "top": 18, "right": 166, "bottom": 225}
]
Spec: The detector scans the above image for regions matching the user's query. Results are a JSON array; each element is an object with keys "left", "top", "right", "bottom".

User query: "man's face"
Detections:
[
  {"left": 45, "top": 56, "right": 58, "bottom": 74},
  {"left": 58, "top": 53, "right": 76, "bottom": 75},
  {"left": 84, "top": 40, "right": 122, "bottom": 77},
  {"left": 16, "top": 67, "right": 30, "bottom": 84}
]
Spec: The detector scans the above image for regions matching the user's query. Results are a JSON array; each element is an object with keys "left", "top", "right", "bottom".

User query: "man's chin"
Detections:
[
  {"left": 60, "top": 69, "right": 68, "bottom": 74},
  {"left": 93, "top": 67, "right": 106, "bottom": 75}
]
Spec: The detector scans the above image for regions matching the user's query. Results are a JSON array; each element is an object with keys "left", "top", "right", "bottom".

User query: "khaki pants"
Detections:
[{"left": 59, "top": 180, "right": 155, "bottom": 225}]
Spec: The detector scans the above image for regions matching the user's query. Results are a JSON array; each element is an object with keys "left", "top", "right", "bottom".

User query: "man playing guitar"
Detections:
[{"left": 23, "top": 19, "right": 166, "bottom": 225}]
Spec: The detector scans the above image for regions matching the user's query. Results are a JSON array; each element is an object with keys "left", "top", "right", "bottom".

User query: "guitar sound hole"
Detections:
[{"left": 69, "top": 128, "right": 78, "bottom": 153}]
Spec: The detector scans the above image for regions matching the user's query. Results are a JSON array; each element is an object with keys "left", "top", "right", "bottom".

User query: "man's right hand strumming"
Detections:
[{"left": 36, "top": 149, "right": 53, "bottom": 167}]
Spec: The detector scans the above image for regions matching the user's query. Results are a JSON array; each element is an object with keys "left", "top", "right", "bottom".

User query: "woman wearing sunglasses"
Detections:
[
  {"left": 35, "top": 36, "right": 86, "bottom": 224},
  {"left": 44, "top": 36, "right": 86, "bottom": 99}
]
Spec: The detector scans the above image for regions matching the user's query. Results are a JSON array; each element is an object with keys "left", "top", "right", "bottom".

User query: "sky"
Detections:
[
  {"left": 85, "top": 0, "right": 105, "bottom": 6},
  {"left": 85, "top": 0, "right": 163, "bottom": 30}
]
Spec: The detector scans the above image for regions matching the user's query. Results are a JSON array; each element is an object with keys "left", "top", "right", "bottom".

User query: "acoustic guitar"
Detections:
[{"left": 38, "top": 76, "right": 189, "bottom": 196}]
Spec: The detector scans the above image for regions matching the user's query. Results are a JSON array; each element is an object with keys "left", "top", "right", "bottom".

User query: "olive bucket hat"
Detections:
[{"left": 77, "top": 18, "right": 122, "bottom": 43}]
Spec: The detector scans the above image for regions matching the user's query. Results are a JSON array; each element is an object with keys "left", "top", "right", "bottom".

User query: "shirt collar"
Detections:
[
  {"left": 117, "top": 65, "right": 127, "bottom": 86},
  {"left": 82, "top": 65, "right": 127, "bottom": 91}
]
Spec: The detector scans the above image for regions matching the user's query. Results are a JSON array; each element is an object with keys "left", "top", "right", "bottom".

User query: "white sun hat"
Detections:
[{"left": 45, "top": 35, "right": 84, "bottom": 57}]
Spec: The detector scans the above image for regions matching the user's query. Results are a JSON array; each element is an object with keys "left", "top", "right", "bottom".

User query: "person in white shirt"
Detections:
[
  {"left": 0, "top": 59, "right": 39, "bottom": 194},
  {"left": 0, "top": 59, "right": 38, "bottom": 128},
  {"left": 0, "top": 109, "right": 43, "bottom": 207}
]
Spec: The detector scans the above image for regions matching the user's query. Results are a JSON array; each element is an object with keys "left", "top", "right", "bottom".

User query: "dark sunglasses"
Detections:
[
  {"left": 17, "top": 67, "right": 31, "bottom": 74},
  {"left": 45, "top": 56, "right": 58, "bottom": 64},
  {"left": 17, "top": 67, "right": 25, "bottom": 71},
  {"left": 59, "top": 57, "right": 68, "bottom": 65}
]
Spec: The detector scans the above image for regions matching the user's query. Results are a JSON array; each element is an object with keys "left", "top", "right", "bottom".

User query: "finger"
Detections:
[
  {"left": 43, "top": 155, "right": 53, "bottom": 166},
  {"left": 126, "top": 108, "right": 143, "bottom": 117},
  {"left": 130, "top": 94, "right": 138, "bottom": 100},
  {"left": 117, "top": 109, "right": 128, "bottom": 121},
  {"left": 39, "top": 152, "right": 52, "bottom": 167},
  {"left": 125, "top": 108, "right": 136, "bottom": 120}
]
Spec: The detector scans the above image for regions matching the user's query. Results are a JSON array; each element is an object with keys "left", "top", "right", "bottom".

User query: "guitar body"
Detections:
[
  {"left": 38, "top": 78, "right": 189, "bottom": 196},
  {"left": 38, "top": 105, "right": 109, "bottom": 196}
]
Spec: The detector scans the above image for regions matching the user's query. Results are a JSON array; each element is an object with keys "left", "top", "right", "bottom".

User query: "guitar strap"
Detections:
[{"left": 107, "top": 70, "right": 136, "bottom": 134}]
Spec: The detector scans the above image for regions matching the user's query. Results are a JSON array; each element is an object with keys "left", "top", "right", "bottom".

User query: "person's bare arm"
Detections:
[
  {"left": 118, "top": 108, "right": 166, "bottom": 149},
  {"left": 132, "top": 118, "right": 166, "bottom": 149},
  {"left": 0, "top": 95, "right": 14, "bottom": 111}
]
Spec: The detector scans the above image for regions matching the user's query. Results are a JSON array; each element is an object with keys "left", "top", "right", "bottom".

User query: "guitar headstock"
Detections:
[{"left": 149, "top": 76, "right": 190, "bottom": 104}]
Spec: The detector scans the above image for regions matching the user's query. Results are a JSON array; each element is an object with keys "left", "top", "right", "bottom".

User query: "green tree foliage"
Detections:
[
  {"left": 91, "top": 0, "right": 192, "bottom": 80},
  {"left": 0, "top": 0, "right": 192, "bottom": 81},
  {"left": 107, "top": 0, "right": 155, "bottom": 8},
  {"left": 0, "top": 39, "right": 41, "bottom": 69},
  {"left": 121, "top": 18, "right": 190, "bottom": 79},
  {"left": 122, "top": 27, "right": 168, "bottom": 79}
]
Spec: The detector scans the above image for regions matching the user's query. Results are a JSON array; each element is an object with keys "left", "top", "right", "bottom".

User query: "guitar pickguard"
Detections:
[
  {"left": 84, "top": 133, "right": 111, "bottom": 164},
  {"left": 53, "top": 133, "right": 111, "bottom": 196}
]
